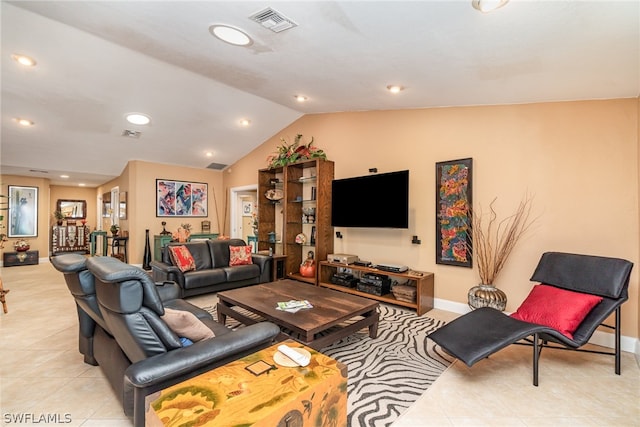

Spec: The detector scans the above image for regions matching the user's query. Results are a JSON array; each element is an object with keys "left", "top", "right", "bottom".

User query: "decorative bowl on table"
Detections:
[{"left": 14, "top": 239, "right": 30, "bottom": 252}]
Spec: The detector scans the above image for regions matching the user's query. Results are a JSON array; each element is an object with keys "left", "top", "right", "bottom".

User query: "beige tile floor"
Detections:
[{"left": 1, "top": 262, "right": 638, "bottom": 426}]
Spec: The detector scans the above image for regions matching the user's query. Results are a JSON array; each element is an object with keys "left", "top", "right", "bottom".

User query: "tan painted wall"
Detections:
[
  {"left": 111, "top": 161, "right": 224, "bottom": 265},
  {"left": 226, "top": 99, "right": 639, "bottom": 339}
]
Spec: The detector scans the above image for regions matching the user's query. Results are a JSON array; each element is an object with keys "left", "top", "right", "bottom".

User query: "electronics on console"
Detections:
[
  {"left": 357, "top": 272, "right": 392, "bottom": 296},
  {"left": 375, "top": 263, "right": 409, "bottom": 273},
  {"left": 327, "top": 254, "right": 359, "bottom": 265},
  {"left": 330, "top": 272, "right": 359, "bottom": 288}
]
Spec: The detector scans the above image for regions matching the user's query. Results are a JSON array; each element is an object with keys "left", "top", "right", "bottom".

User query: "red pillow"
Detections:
[
  {"left": 229, "top": 245, "right": 252, "bottom": 266},
  {"left": 168, "top": 245, "right": 196, "bottom": 272},
  {"left": 510, "top": 284, "right": 603, "bottom": 339}
]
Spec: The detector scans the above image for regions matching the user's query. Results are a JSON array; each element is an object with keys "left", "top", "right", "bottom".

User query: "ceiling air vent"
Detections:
[
  {"left": 249, "top": 7, "right": 297, "bottom": 33},
  {"left": 207, "top": 162, "right": 228, "bottom": 170},
  {"left": 122, "top": 129, "right": 141, "bottom": 138}
]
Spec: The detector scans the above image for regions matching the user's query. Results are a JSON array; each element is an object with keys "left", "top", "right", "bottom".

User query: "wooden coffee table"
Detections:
[{"left": 217, "top": 279, "right": 379, "bottom": 349}]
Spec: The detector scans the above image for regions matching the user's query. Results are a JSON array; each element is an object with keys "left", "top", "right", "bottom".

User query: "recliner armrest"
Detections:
[
  {"left": 153, "top": 281, "right": 181, "bottom": 301},
  {"left": 125, "top": 322, "right": 280, "bottom": 388}
]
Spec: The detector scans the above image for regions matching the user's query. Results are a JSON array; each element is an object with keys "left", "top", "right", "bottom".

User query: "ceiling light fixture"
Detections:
[
  {"left": 472, "top": 0, "right": 509, "bottom": 13},
  {"left": 11, "top": 53, "right": 37, "bottom": 67},
  {"left": 15, "top": 118, "right": 34, "bottom": 126},
  {"left": 209, "top": 24, "right": 252, "bottom": 46},
  {"left": 60, "top": 175, "right": 69, "bottom": 179},
  {"left": 386, "top": 85, "right": 404, "bottom": 94},
  {"left": 205, "top": 152, "right": 213, "bottom": 157},
  {"left": 239, "top": 119, "right": 251, "bottom": 127},
  {"left": 125, "top": 113, "right": 151, "bottom": 125},
  {"left": 295, "top": 95, "right": 308, "bottom": 102}
]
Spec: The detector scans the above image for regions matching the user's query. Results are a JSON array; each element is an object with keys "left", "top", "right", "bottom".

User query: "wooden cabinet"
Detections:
[
  {"left": 318, "top": 261, "right": 434, "bottom": 315},
  {"left": 51, "top": 225, "right": 90, "bottom": 255},
  {"left": 258, "top": 159, "right": 334, "bottom": 284}
]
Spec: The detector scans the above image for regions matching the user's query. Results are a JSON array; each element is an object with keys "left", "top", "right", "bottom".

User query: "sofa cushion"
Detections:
[
  {"left": 183, "top": 269, "right": 228, "bottom": 290},
  {"left": 168, "top": 245, "right": 195, "bottom": 272},
  {"left": 209, "top": 238, "right": 246, "bottom": 268},
  {"left": 510, "top": 284, "right": 603, "bottom": 339},
  {"left": 229, "top": 245, "right": 253, "bottom": 266},
  {"left": 225, "top": 264, "right": 260, "bottom": 282},
  {"left": 161, "top": 308, "right": 215, "bottom": 342}
]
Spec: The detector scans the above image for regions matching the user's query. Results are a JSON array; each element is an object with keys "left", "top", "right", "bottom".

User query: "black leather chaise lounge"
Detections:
[{"left": 427, "top": 252, "right": 633, "bottom": 386}]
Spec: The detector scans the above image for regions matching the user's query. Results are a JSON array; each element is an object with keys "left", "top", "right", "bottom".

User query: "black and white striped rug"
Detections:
[{"left": 203, "top": 304, "right": 453, "bottom": 427}]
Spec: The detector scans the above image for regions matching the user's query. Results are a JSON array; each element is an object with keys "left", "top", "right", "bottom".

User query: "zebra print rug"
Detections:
[{"left": 203, "top": 304, "right": 453, "bottom": 427}]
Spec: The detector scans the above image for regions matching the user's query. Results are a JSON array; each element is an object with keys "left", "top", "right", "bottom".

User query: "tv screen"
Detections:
[{"left": 331, "top": 170, "right": 409, "bottom": 228}]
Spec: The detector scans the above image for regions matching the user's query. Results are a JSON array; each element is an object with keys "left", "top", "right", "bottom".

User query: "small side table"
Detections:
[
  {"left": 271, "top": 254, "right": 287, "bottom": 282},
  {"left": 110, "top": 236, "right": 129, "bottom": 263},
  {"left": 90, "top": 231, "right": 108, "bottom": 256},
  {"left": 247, "top": 235, "right": 258, "bottom": 253}
]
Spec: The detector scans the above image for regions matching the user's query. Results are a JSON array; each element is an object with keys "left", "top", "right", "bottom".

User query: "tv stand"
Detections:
[{"left": 318, "top": 261, "right": 434, "bottom": 315}]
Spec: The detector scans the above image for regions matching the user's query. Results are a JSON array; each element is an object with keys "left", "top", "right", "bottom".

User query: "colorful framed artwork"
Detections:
[
  {"left": 156, "top": 180, "right": 208, "bottom": 217},
  {"left": 435, "top": 158, "right": 472, "bottom": 267},
  {"left": 8, "top": 185, "right": 38, "bottom": 237}
]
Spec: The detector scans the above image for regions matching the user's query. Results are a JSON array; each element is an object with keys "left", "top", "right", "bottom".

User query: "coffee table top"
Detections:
[{"left": 217, "top": 279, "right": 379, "bottom": 336}]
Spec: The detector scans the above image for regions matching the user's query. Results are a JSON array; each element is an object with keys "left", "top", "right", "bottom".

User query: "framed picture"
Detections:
[
  {"left": 8, "top": 185, "right": 38, "bottom": 237},
  {"left": 435, "top": 158, "right": 472, "bottom": 267},
  {"left": 157, "top": 179, "right": 208, "bottom": 217},
  {"left": 242, "top": 201, "right": 253, "bottom": 217}
]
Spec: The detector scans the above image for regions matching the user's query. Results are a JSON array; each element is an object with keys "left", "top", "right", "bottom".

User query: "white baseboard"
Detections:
[{"left": 433, "top": 297, "right": 636, "bottom": 353}]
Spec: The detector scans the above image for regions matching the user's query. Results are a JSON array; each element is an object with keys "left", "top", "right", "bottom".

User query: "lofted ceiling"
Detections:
[{"left": 1, "top": 1, "right": 638, "bottom": 187}]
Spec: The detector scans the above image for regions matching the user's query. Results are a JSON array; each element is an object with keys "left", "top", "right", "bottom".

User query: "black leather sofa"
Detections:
[
  {"left": 150, "top": 238, "right": 271, "bottom": 298},
  {"left": 51, "top": 254, "right": 280, "bottom": 426}
]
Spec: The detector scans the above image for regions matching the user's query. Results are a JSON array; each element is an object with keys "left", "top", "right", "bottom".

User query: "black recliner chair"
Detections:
[
  {"left": 428, "top": 252, "right": 633, "bottom": 386},
  {"left": 53, "top": 254, "right": 280, "bottom": 426}
]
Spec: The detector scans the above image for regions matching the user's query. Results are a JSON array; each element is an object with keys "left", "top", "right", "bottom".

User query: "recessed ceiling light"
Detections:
[
  {"left": 205, "top": 152, "right": 213, "bottom": 157},
  {"left": 472, "top": 0, "right": 509, "bottom": 13},
  {"left": 386, "top": 85, "right": 404, "bottom": 94},
  {"left": 239, "top": 119, "right": 251, "bottom": 127},
  {"left": 11, "top": 53, "right": 37, "bottom": 67},
  {"left": 209, "top": 24, "right": 252, "bottom": 46},
  {"left": 126, "top": 113, "right": 151, "bottom": 125},
  {"left": 60, "top": 175, "right": 69, "bottom": 179},
  {"left": 295, "top": 95, "right": 308, "bottom": 102},
  {"left": 78, "top": 183, "right": 86, "bottom": 187},
  {"left": 15, "top": 118, "right": 34, "bottom": 126}
]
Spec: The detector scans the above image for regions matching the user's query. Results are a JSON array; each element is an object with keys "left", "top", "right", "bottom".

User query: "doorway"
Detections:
[{"left": 229, "top": 185, "right": 257, "bottom": 242}]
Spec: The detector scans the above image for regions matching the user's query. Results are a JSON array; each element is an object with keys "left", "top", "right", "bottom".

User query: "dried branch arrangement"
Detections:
[{"left": 471, "top": 194, "right": 536, "bottom": 285}]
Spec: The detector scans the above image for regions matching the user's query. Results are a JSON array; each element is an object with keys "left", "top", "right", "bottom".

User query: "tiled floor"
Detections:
[{"left": 1, "top": 262, "right": 638, "bottom": 426}]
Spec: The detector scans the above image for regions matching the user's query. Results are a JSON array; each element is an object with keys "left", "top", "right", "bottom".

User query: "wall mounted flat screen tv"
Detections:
[{"left": 331, "top": 170, "right": 409, "bottom": 228}]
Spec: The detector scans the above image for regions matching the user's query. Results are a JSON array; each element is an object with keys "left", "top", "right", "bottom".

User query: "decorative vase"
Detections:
[
  {"left": 299, "top": 261, "right": 316, "bottom": 278},
  {"left": 468, "top": 284, "right": 507, "bottom": 311},
  {"left": 143, "top": 229, "right": 151, "bottom": 270},
  {"left": 252, "top": 227, "right": 259, "bottom": 236}
]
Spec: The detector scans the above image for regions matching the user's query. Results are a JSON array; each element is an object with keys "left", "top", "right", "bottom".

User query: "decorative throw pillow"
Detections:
[
  {"left": 168, "top": 245, "right": 196, "bottom": 272},
  {"left": 161, "top": 308, "right": 215, "bottom": 342},
  {"left": 510, "top": 284, "right": 603, "bottom": 339},
  {"left": 229, "top": 245, "right": 252, "bottom": 266}
]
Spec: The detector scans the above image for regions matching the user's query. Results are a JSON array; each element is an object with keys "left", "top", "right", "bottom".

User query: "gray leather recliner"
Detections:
[{"left": 52, "top": 254, "right": 280, "bottom": 427}]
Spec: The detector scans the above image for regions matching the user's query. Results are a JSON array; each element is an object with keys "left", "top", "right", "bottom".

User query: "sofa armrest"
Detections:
[
  {"left": 149, "top": 261, "right": 184, "bottom": 287},
  {"left": 252, "top": 253, "right": 272, "bottom": 283}
]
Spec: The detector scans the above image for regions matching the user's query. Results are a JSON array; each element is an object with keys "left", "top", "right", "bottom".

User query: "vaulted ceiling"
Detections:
[{"left": 2, "top": 1, "right": 638, "bottom": 187}]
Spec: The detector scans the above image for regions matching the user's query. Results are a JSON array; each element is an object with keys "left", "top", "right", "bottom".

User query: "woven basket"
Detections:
[{"left": 392, "top": 284, "right": 417, "bottom": 303}]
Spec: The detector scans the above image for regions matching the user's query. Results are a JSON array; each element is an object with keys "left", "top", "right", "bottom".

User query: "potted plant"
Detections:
[
  {"left": 53, "top": 210, "right": 65, "bottom": 225},
  {"left": 110, "top": 224, "right": 120, "bottom": 236},
  {"left": 468, "top": 194, "right": 536, "bottom": 311}
]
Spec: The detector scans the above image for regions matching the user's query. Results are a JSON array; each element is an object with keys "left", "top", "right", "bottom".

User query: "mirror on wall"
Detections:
[
  {"left": 57, "top": 199, "right": 87, "bottom": 219},
  {"left": 119, "top": 192, "right": 127, "bottom": 219},
  {"left": 102, "top": 193, "right": 111, "bottom": 217}
]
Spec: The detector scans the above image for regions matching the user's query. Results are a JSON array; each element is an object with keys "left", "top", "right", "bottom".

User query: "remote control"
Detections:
[{"left": 277, "top": 344, "right": 310, "bottom": 367}]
